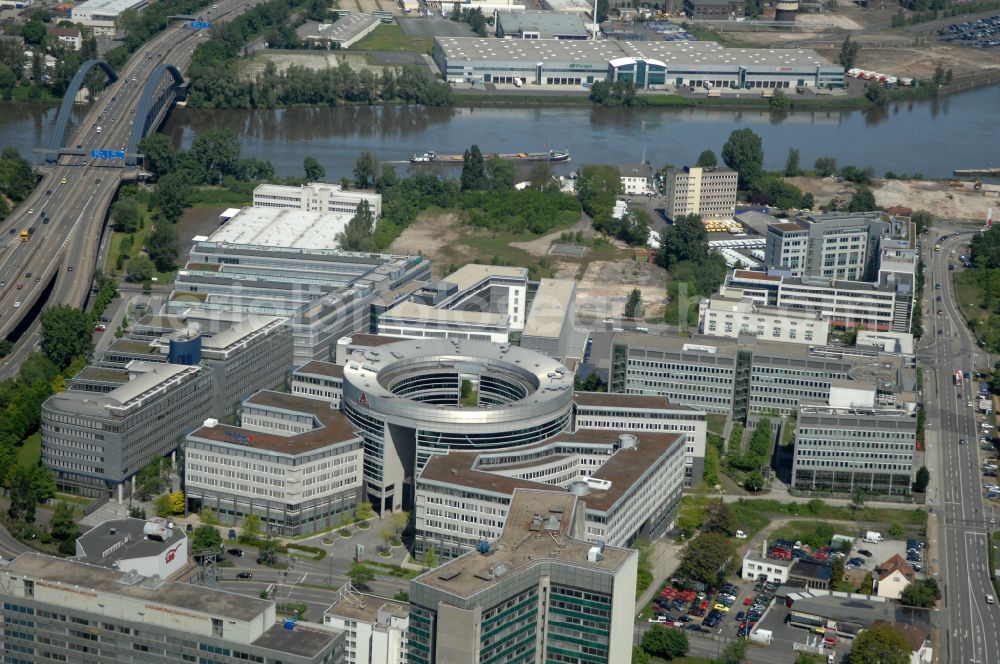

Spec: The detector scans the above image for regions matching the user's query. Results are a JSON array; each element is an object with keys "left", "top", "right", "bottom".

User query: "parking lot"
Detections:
[
  {"left": 939, "top": 14, "right": 1000, "bottom": 48},
  {"left": 646, "top": 576, "right": 781, "bottom": 642}
]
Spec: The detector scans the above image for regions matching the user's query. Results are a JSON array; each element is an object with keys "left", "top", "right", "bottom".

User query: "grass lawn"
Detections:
[
  {"left": 351, "top": 24, "right": 432, "bottom": 54},
  {"left": 188, "top": 186, "right": 252, "bottom": 208},
  {"left": 17, "top": 432, "right": 41, "bottom": 469},
  {"left": 706, "top": 413, "right": 727, "bottom": 435},
  {"left": 955, "top": 271, "right": 989, "bottom": 329},
  {"left": 737, "top": 498, "right": 928, "bottom": 527}
]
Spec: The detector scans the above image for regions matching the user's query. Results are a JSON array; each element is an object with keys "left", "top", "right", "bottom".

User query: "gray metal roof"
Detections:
[{"left": 495, "top": 10, "right": 590, "bottom": 38}]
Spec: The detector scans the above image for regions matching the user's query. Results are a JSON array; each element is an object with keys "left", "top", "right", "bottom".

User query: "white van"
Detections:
[{"left": 863, "top": 531, "right": 884, "bottom": 543}]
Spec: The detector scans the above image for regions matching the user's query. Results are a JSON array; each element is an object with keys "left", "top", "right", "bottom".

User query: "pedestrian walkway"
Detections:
[{"left": 634, "top": 538, "right": 684, "bottom": 616}]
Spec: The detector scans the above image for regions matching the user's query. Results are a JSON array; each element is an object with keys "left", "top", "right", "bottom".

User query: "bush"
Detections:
[{"left": 287, "top": 543, "right": 326, "bottom": 561}]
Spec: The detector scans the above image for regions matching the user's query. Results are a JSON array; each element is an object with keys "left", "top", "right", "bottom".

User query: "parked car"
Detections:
[{"left": 857, "top": 549, "right": 873, "bottom": 557}]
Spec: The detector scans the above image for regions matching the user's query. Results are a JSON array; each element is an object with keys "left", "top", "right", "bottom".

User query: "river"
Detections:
[{"left": 2, "top": 86, "right": 999, "bottom": 178}]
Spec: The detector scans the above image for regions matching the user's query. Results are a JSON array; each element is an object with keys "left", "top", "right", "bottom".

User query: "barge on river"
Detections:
[{"left": 411, "top": 149, "right": 570, "bottom": 163}]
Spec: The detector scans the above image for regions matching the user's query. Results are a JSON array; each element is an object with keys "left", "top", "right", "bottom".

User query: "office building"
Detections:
[
  {"left": 684, "top": 0, "right": 745, "bottom": 19},
  {"left": 617, "top": 162, "right": 652, "bottom": 195},
  {"left": 185, "top": 391, "right": 364, "bottom": 535},
  {"left": 324, "top": 586, "right": 409, "bottom": 664},
  {"left": 372, "top": 264, "right": 583, "bottom": 364},
  {"left": 169, "top": 211, "right": 430, "bottom": 366},
  {"left": 407, "top": 489, "right": 637, "bottom": 664},
  {"left": 572, "top": 391, "right": 706, "bottom": 485},
  {"left": 663, "top": 166, "right": 738, "bottom": 221},
  {"left": 763, "top": 212, "right": 916, "bottom": 281},
  {"left": 73, "top": 517, "right": 189, "bottom": 579},
  {"left": 0, "top": 553, "right": 345, "bottom": 664},
  {"left": 253, "top": 182, "right": 382, "bottom": 219},
  {"left": 722, "top": 269, "right": 915, "bottom": 333},
  {"left": 296, "top": 14, "right": 383, "bottom": 49},
  {"left": 609, "top": 332, "right": 914, "bottom": 420},
  {"left": 414, "top": 430, "right": 685, "bottom": 559},
  {"left": 742, "top": 549, "right": 793, "bottom": 584},
  {"left": 91, "top": 312, "right": 293, "bottom": 420},
  {"left": 792, "top": 400, "right": 917, "bottom": 496},
  {"left": 41, "top": 362, "right": 214, "bottom": 500},
  {"left": 341, "top": 338, "right": 575, "bottom": 513},
  {"left": 292, "top": 360, "right": 345, "bottom": 408},
  {"left": 493, "top": 9, "right": 589, "bottom": 39},
  {"left": 433, "top": 37, "right": 844, "bottom": 89},
  {"left": 70, "top": 0, "right": 148, "bottom": 35},
  {"left": 698, "top": 293, "right": 830, "bottom": 345},
  {"left": 46, "top": 26, "right": 82, "bottom": 50}
]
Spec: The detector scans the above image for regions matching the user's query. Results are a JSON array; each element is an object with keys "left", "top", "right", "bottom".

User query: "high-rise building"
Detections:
[
  {"left": 0, "top": 553, "right": 345, "bottom": 664},
  {"left": 663, "top": 166, "right": 738, "bottom": 221},
  {"left": 407, "top": 489, "right": 637, "bottom": 664},
  {"left": 763, "top": 212, "right": 915, "bottom": 281}
]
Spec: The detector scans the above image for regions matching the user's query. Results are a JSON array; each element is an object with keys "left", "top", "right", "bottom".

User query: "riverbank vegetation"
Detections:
[
  {"left": 185, "top": 0, "right": 451, "bottom": 108},
  {"left": 0, "top": 148, "right": 37, "bottom": 222}
]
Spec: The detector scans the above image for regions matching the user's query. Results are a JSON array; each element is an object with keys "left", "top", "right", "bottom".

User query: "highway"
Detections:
[
  {"left": 923, "top": 227, "right": 1000, "bottom": 664},
  {"left": 0, "top": 0, "right": 259, "bottom": 376}
]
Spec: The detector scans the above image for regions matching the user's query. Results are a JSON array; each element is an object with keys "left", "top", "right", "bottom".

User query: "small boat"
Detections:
[{"left": 411, "top": 151, "right": 437, "bottom": 163}]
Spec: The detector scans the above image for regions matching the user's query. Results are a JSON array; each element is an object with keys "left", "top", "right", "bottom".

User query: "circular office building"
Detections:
[{"left": 341, "top": 338, "right": 574, "bottom": 512}]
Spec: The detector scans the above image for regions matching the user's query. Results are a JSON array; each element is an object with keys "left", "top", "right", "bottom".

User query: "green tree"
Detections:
[
  {"left": 21, "top": 19, "right": 46, "bottom": 46},
  {"left": 356, "top": 501, "right": 375, "bottom": 521},
  {"left": 154, "top": 493, "right": 173, "bottom": 517},
  {"left": 913, "top": 466, "right": 930, "bottom": 493},
  {"left": 336, "top": 200, "right": 376, "bottom": 252},
  {"left": 750, "top": 176, "right": 803, "bottom": 209},
  {"left": 831, "top": 556, "right": 845, "bottom": 585},
  {"left": 721, "top": 128, "right": 764, "bottom": 190},
  {"left": 595, "top": 0, "right": 609, "bottom": 20},
  {"left": 347, "top": 562, "right": 376, "bottom": 588},
  {"left": 354, "top": 150, "right": 379, "bottom": 189},
  {"left": 111, "top": 197, "right": 142, "bottom": 233},
  {"left": 126, "top": 255, "right": 155, "bottom": 283},
  {"left": 241, "top": 513, "right": 262, "bottom": 541},
  {"left": 303, "top": 156, "right": 325, "bottom": 181},
  {"left": 139, "top": 134, "right": 179, "bottom": 181},
  {"left": 785, "top": 148, "right": 801, "bottom": 177},
  {"left": 168, "top": 491, "right": 185, "bottom": 515},
  {"left": 696, "top": 150, "right": 717, "bottom": 168},
  {"left": 641, "top": 625, "right": 689, "bottom": 659},
  {"left": 717, "top": 638, "right": 749, "bottom": 664},
  {"left": 49, "top": 501, "right": 80, "bottom": 554},
  {"left": 658, "top": 214, "right": 708, "bottom": 267},
  {"left": 192, "top": 525, "right": 222, "bottom": 553},
  {"left": 152, "top": 171, "right": 192, "bottom": 223},
  {"left": 678, "top": 532, "right": 734, "bottom": 585},
  {"left": 864, "top": 81, "right": 887, "bottom": 105},
  {"left": 933, "top": 63, "right": 945, "bottom": 85},
  {"left": 801, "top": 192, "right": 815, "bottom": 209},
  {"left": 487, "top": 155, "right": 515, "bottom": 191},
  {"left": 189, "top": 129, "right": 241, "bottom": 184},
  {"left": 576, "top": 165, "right": 621, "bottom": 218},
  {"left": 135, "top": 458, "right": 168, "bottom": 500},
  {"left": 839, "top": 35, "right": 860, "bottom": 69},
  {"left": 199, "top": 506, "right": 219, "bottom": 526},
  {"left": 423, "top": 544, "right": 439, "bottom": 569},
  {"left": 888, "top": 522, "right": 905, "bottom": 538},
  {"left": 814, "top": 157, "right": 838, "bottom": 177},
  {"left": 911, "top": 209, "right": 933, "bottom": 235},
  {"left": 795, "top": 654, "right": 819, "bottom": 664},
  {"left": 461, "top": 144, "right": 487, "bottom": 191},
  {"left": 769, "top": 88, "right": 789, "bottom": 111},
  {"left": 40, "top": 305, "right": 93, "bottom": 370},
  {"left": 147, "top": 223, "right": 179, "bottom": 272},
  {"left": 848, "top": 187, "right": 878, "bottom": 212},
  {"left": 744, "top": 469, "right": 766, "bottom": 492},
  {"left": 945, "top": 68, "right": 953, "bottom": 83},
  {"left": 860, "top": 571, "right": 874, "bottom": 593},
  {"left": 899, "top": 578, "right": 941, "bottom": 608},
  {"left": 7, "top": 466, "right": 37, "bottom": 523},
  {"left": 624, "top": 288, "right": 642, "bottom": 319},
  {"left": 0, "top": 147, "right": 38, "bottom": 201},
  {"left": 703, "top": 501, "right": 732, "bottom": 534},
  {"left": 849, "top": 623, "right": 909, "bottom": 664},
  {"left": 632, "top": 646, "right": 651, "bottom": 664},
  {"left": 390, "top": 511, "right": 409, "bottom": 541}
]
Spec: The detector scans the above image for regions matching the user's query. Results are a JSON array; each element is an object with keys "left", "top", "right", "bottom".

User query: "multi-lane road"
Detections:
[
  {"left": 924, "top": 226, "right": 1000, "bottom": 664},
  {"left": 0, "top": 0, "right": 259, "bottom": 376}
]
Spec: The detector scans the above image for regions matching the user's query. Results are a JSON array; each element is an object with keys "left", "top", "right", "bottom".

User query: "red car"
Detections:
[
  {"left": 743, "top": 597, "right": 752, "bottom": 606},
  {"left": 94, "top": 324, "right": 107, "bottom": 332},
  {"left": 16, "top": 283, "right": 22, "bottom": 290}
]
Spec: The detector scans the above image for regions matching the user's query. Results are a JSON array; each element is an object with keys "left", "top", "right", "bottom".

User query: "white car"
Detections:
[
  {"left": 13, "top": 301, "right": 20, "bottom": 308},
  {"left": 735, "top": 530, "right": 748, "bottom": 539},
  {"left": 969, "top": 401, "right": 974, "bottom": 407}
]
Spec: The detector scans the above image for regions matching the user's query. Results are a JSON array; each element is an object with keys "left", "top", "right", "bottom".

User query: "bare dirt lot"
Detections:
[
  {"left": 241, "top": 52, "right": 384, "bottom": 78},
  {"left": 787, "top": 176, "right": 997, "bottom": 220},
  {"left": 576, "top": 261, "right": 670, "bottom": 320}
]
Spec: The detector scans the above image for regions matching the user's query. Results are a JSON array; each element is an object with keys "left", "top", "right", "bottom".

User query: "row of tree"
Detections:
[
  {"left": 0, "top": 148, "right": 36, "bottom": 221},
  {"left": 575, "top": 165, "right": 650, "bottom": 246}
]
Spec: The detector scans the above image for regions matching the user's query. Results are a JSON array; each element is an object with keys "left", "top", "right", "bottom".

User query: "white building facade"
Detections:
[
  {"left": 698, "top": 294, "right": 830, "bottom": 346},
  {"left": 253, "top": 182, "right": 383, "bottom": 218},
  {"left": 664, "top": 166, "right": 738, "bottom": 221},
  {"left": 324, "top": 589, "right": 409, "bottom": 664}
]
